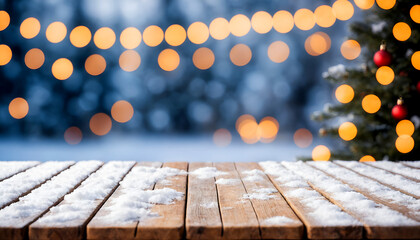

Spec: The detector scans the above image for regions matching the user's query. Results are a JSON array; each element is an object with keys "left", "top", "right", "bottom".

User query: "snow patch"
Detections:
[
  {"left": 215, "top": 178, "right": 239, "bottom": 185},
  {"left": 241, "top": 169, "right": 265, "bottom": 182},
  {"left": 263, "top": 216, "right": 297, "bottom": 225},
  {"left": 243, "top": 188, "right": 277, "bottom": 200},
  {"left": 0, "top": 161, "right": 39, "bottom": 180},
  {"left": 190, "top": 167, "right": 226, "bottom": 179}
]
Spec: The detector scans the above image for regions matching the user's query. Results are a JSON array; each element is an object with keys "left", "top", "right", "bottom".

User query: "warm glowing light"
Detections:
[
  {"left": 9, "top": 97, "right": 29, "bottom": 119},
  {"left": 236, "top": 114, "right": 256, "bottom": 132},
  {"left": 143, "top": 25, "right": 164, "bottom": 47},
  {"left": 305, "top": 32, "right": 331, "bottom": 56},
  {"left": 251, "top": 11, "right": 272, "bottom": 34},
  {"left": 376, "top": 0, "right": 396, "bottom": 10},
  {"left": 376, "top": 66, "right": 394, "bottom": 85},
  {"left": 229, "top": 14, "right": 251, "bottom": 37},
  {"left": 392, "top": 22, "right": 411, "bottom": 42},
  {"left": 360, "top": 155, "right": 375, "bottom": 162},
  {"left": 46, "top": 22, "right": 67, "bottom": 43},
  {"left": 273, "top": 10, "right": 294, "bottom": 33},
  {"left": 94, "top": 27, "right": 116, "bottom": 50},
  {"left": 395, "top": 135, "right": 415, "bottom": 154},
  {"left": 314, "top": 5, "right": 336, "bottom": 28},
  {"left": 396, "top": 120, "right": 415, "bottom": 136},
  {"left": 338, "top": 122, "right": 357, "bottom": 141},
  {"left": 294, "top": 128, "right": 313, "bottom": 148},
  {"left": 209, "top": 18, "right": 230, "bottom": 40},
  {"left": 267, "top": 41, "right": 289, "bottom": 63},
  {"left": 230, "top": 44, "right": 252, "bottom": 66},
  {"left": 335, "top": 84, "right": 354, "bottom": 104},
  {"left": 341, "top": 40, "right": 361, "bottom": 60},
  {"left": 188, "top": 22, "right": 209, "bottom": 44},
  {"left": 239, "top": 118, "right": 259, "bottom": 144},
  {"left": 294, "top": 9, "right": 315, "bottom": 31},
  {"left": 119, "top": 50, "right": 141, "bottom": 72},
  {"left": 0, "top": 44, "right": 12, "bottom": 66},
  {"left": 332, "top": 0, "right": 354, "bottom": 21},
  {"left": 24, "top": 48, "right": 45, "bottom": 70},
  {"left": 90, "top": 113, "right": 112, "bottom": 136},
  {"left": 165, "top": 24, "right": 186, "bottom": 46},
  {"left": 70, "top": 26, "right": 91, "bottom": 48},
  {"left": 213, "top": 128, "right": 232, "bottom": 147},
  {"left": 362, "top": 94, "right": 381, "bottom": 114},
  {"left": 111, "top": 100, "right": 134, "bottom": 123},
  {"left": 20, "top": 17, "right": 40, "bottom": 39},
  {"left": 52, "top": 58, "right": 73, "bottom": 80},
  {"left": 120, "top": 27, "right": 141, "bottom": 49},
  {"left": 312, "top": 145, "right": 331, "bottom": 161},
  {"left": 258, "top": 117, "right": 279, "bottom": 143},
  {"left": 354, "top": 0, "right": 375, "bottom": 10},
  {"left": 412, "top": 51, "right": 420, "bottom": 70},
  {"left": 85, "top": 54, "right": 106, "bottom": 76},
  {"left": 158, "top": 49, "right": 180, "bottom": 71},
  {"left": 193, "top": 47, "right": 215, "bottom": 70},
  {"left": 410, "top": 5, "right": 420, "bottom": 24},
  {"left": 0, "top": 11, "right": 10, "bottom": 31},
  {"left": 64, "top": 127, "right": 82, "bottom": 145}
]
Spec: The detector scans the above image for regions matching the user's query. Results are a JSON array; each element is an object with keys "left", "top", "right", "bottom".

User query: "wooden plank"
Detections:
[
  {"left": 0, "top": 162, "right": 74, "bottom": 209},
  {"left": 235, "top": 162, "right": 303, "bottom": 239},
  {"left": 0, "top": 161, "right": 102, "bottom": 240},
  {"left": 29, "top": 161, "right": 135, "bottom": 240},
  {"left": 308, "top": 162, "right": 420, "bottom": 222},
  {"left": 0, "top": 161, "right": 40, "bottom": 182},
  {"left": 135, "top": 162, "right": 188, "bottom": 240},
  {"left": 214, "top": 162, "right": 260, "bottom": 240},
  {"left": 363, "top": 162, "right": 420, "bottom": 183},
  {"left": 86, "top": 162, "right": 162, "bottom": 240},
  {"left": 185, "top": 162, "right": 222, "bottom": 240},
  {"left": 283, "top": 161, "right": 420, "bottom": 239},
  {"left": 334, "top": 161, "right": 420, "bottom": 199},
  {"left": 259, "top": 161, "right": 363, "bottom": 239}
]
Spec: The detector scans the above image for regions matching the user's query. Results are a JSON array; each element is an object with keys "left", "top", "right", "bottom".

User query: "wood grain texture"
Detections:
[
  {"left": 87, "top": 162, "right": 162, "bottom": 240},
  {"left": 185, "top": 162, "right": 222, "bottom": 240},
  {"left": 136, "top": 162, "right": 188, "bottom": 240},
  {"left": 214, "top": 162, "right": 260, "bottom": 240},
  {"left": 235, "top": 162, "right": 303, "bottom": 239},
  {"left": 29, "top": 162, "right": 133, "bottom": 240},
  {"left": 262, "top": 163, "right": 363, "bottom": 239},
  {"left": 308, "top": 162, "right": 420, "bottom": 222},
  {"left": 0, "top": 163, "right": 97, "bottom": 240}
]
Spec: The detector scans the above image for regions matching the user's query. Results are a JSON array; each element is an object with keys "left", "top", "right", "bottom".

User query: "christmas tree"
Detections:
[{"left": 313, "top": 1, "right": 420, "bottom": 161}]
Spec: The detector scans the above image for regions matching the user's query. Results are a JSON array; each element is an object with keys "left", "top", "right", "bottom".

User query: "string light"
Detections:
[
  {"left": 192, "top": 47, "right": 215, "bottom": 70},
  {"left": 341, "top": 40, "right": 361, "bottom": 60},
  {"left": 70, "top": 26, "right": 91, "bottom": 48},
  {"left": 305, "top": 32, "right": 331, "bottom": 56},
  {"left": 0, "top": 11, "right": 10, "bottom": 31},
  {"left": 52, "top": 58, "right": 73, "bottom": 80},
  {"left": 376, "top": 66, "right": 394, "bottom": 85},
  {"left": 393, "top": 22, "right": 411, "bottom": 41},
  {"left": 89, "top": 113, "right": 112, "bottom": 136},
  {"left": 0, "top": 44, "right": 12, "bottom": 66},
  {"left": 354, "top": 0, "right": 375, "bottom": 10},
  {"left": 272, "top": 10, "right": 294, "bottom": 33},
  {"left": 20, "top": 17, "right": 40, "bottom": 39},
  {"left": 229, "top": 14, "right": 251, "bottom": 37},
  {"left": 251, "top": 11, "right": 273, "bottom": 34},
  {"left": 9, "top": 98, "right": 29, "bottom": 119},
  {"left": 143, "top": 25, "right": 164, "bottom": 47},
  {"left": 294, "top": 8, "right": 315, "bottom": 31},
  {"left": 111, "top": 100, "right": 134, "bottom": 123},
  {"left": 410, "top": 5, "right": 420, "bottom": 23},
  {"left": 258, "top": 117, "right": 279, "bottom": 143},
  {"left": 119, "top": 50, "right": 141, "bottom": 72},
  {"left": 46, "top": 22, "right": 67, "bottom": 43},
  {"left": 395, "top": 135, "right": 415, "bottom": 154},
  {"left": 376, "top": 0, "right": 396, "bottom": 10},
  {"left": 165, "top": 24, "right": 186, "bottom": 46},
  {"left": 362, "top": 94, "right": 381, "bottom": 114},
  {"left": 312, "top": 145, "right": 331, "bottom": 161},
  {"left": 209, "top": 18, "right": 230, "bottom": 40},
  {"left": 64, "top": 127, "right": 82, "bottom": 145},
  {"left": 213, "top": 128, "right": 232, "bottom": 147},
  {"left": 267, "top": 41, "right": 289, "bottom": 63},
  {"left": 332, "top": 0, "right": 354, "bottom": 21},
  {"left": 187, "top": 22, "right": 209, "bottom": 44},
  {"left": 396, "top": 120, "right": 415, "bottom": 136},
  {"left": 338, "top": 122, "right": 357, "bottom": 141},
  {"left": 314, "top": 5, "right": 336, "bottom": 28},
  {"left": 335, "top": 84, "right": 354, "bottom": 104},
  {"left": 230, "top": 44, "right": 252, "bottom": 66},
  {"left": 93, "top": 27, "right": 116, "bottom": 50},
  {"left": 24, "top": 48, "right": 45, "bottom": 70},
  {"left": 294, "top": 128, "right": 313, "bottom": 148},
  {"left": 360, "top": 155, "right": 375, "bottom": 162},
  {"left": 412, "top": 51, "right": 420, "bottom": 70},
  {"left": 85, "top": 54, "right": 106, "bottom": 76},
  {"left": 158, "top": 49, "right": 180, "bottom": 71},
  {"left": 120, "top": 27, "right": 141, "bottom": 49}
]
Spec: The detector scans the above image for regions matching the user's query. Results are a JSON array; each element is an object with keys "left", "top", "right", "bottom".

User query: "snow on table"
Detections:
[
  {"left": 308, "top": 161, "right": 420, "bottom": 221},
  {"left": 87, "top": 162, "right": 187, "bottom": 240},
  {"left": 0, "top": 161, "right": 39, "bottom": 181},
  {"left": 0, "top": 161, "right": 74, "bottom": 209},
  {"left": 29, "top": 161, "right": 135, "bottom": 239},
  {"left": 335, "top": 160, "right": 420, "bottom": 198},
  {"left": 402, "top": 161, "right": 420, "bottom": 169},
  {"left": 282, "top": 161, "right": 420, "bottom": 239},
  {"left": 0, "top": 161, "right": 102, "bottom": 238},
  {"left": 260, "top": 161, "right": 362, "bottom": 239},
  {"left": 364, "top": 161, "right": 420, "bottom": 182}
]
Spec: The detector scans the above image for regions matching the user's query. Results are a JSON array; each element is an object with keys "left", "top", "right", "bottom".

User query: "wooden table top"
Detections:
[{"left": 0, "top": 160, "right": 419, "bottom": 240}]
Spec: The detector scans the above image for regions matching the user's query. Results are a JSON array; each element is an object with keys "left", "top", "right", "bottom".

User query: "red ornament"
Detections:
[
  {"left": 373, "top": 44, "right": 392, "bottom": 67},
  {"left": 392, "top": 98, "right": 408, "bottom": 120},
  {"left": 417, "top": 81, "right": 420, "bottom": 93}
]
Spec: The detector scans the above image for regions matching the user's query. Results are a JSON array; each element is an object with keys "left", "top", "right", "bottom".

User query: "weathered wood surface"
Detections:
[{"left": 0, "top": 160, "right": 418, "bottom": 240}]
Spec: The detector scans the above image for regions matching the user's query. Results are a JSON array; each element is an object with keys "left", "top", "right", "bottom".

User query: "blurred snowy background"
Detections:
[{"left": 0, "top": 0, "right": 360, "bottom": 161}]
